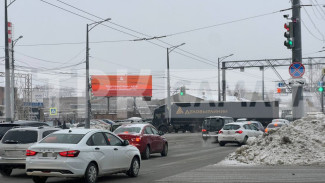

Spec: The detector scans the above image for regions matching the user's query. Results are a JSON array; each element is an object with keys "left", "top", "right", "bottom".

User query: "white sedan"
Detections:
[
  {"left": 26, "top": 129, "right": 141, "bottom": 183},
  {"left": 218, "top": 122, "right": 263, "bottom": 146}
]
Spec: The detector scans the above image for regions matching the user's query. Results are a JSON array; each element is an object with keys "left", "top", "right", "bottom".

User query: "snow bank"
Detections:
[{"left": 225, "top": 113, "right": 325, "bottom": 166}]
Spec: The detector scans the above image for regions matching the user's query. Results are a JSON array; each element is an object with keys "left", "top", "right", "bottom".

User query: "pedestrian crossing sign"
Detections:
[{"left": 50, "top": 108, "right": 57, "bottom": 115}]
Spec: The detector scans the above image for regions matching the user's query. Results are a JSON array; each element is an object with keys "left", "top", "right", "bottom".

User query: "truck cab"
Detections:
[{"left": 202, "top": 116, "right": 234, "bottom": 142}]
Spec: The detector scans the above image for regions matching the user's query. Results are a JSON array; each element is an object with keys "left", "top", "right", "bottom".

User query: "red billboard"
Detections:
[{"left": 91, "top": 75, "right": 152, "bottom": 97}]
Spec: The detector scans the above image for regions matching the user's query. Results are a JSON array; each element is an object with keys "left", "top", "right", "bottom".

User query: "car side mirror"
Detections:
[
  {"left": 123, "top": 140, "right": 129, "bottom": 146},
  {"left": 158, "top": 131, "right": 164, "bottom": 136}
]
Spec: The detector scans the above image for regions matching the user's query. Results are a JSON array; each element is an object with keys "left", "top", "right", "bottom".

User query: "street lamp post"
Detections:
[
  {"left": 218, "top": 54, "right": 233, "bottom": 101},
  {"left": 166, "top": 43, "right": 185, "bottom": 125},
  {"left": 11, "top": 35, "right": 23, "bottom": 120},
  {"left": 85, "top": 18, "right": 110, "bottom": 129}
]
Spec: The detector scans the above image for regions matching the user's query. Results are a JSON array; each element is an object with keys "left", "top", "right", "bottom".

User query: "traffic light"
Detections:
[
  {"left": 277, "top": 88, "right": 281, "bottom": 93},
  {"left": 180, "top": 86, "right": 186, "bottom": 96},
  {"left": 319, "top": 87, "right": 324, "bottom": 92},
  {"left": 284, "top": 22, "right": 294, "bottom": 49}
]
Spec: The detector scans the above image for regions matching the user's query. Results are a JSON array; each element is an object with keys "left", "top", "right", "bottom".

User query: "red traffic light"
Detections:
[
  {"left": 277, "top": 88, "right": 281, "bottom": 93},
  {"left": 284, "top": 23, "right": 290, "bottom": 31}
]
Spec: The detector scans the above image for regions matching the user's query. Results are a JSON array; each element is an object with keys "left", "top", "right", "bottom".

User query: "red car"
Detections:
[{"left": 114, "top": 123, "right": 168, "bottom": 159}]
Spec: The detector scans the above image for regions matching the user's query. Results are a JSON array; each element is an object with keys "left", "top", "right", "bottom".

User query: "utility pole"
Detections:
[
  {"left": 4, "top": 0, "right": 12, "bottom": 122},
  {"left": 11, "top": 35, "right": 23, "bottom": 121},
  {"left": 291, "top": 0, "right": 304, "bottom": 119},
  {"left": 218, "top": 54, "right": 233, "bottom": 101},
  {"left": 85, "top": 18, "right": 110, "bottom": 129},
  {"left": 166, "top": 43, "right": 185, "bottom": 125},
  {"left": 261, "top": 66, "right": 265, "bottom": 100}
]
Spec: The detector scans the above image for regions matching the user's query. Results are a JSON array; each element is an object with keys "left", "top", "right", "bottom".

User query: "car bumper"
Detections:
[
  {"left": 0, "top": 156, "right": 26, "bottom": 168},
  {"left": 26, "top": 158, "right": 87, "bottom": 177},
  {"left": 218, "top": 134, "right": 245, "bottom": 143},
  {"left": 202, "top": 134, "right": 218, "bottom": 140}
]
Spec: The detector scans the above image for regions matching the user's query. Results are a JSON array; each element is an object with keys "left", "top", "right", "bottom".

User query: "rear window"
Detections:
[
  {"left": 0, "top": 125, "right": 17, "bottom": 139},
  {"left": 203, "top": 118, "right": 224, "bottom": 131},
  {"left": 223, "top": 124, "right": 240, "bottom": 130},
  {"left": 40, "top": 134, "right": 84, "bottom": 144},
  {"left": 2, "top": 130, "right": 38, "bottom": 144},
  {"left": 114, "top": 127, "right": 141, "bottom": 134},
  {"left": 267, "top": 123, "right": 283, "bottom": 128}
]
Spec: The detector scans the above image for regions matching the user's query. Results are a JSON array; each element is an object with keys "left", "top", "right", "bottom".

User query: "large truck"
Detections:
[{"left": 152, "top": 101, "right": 279, "bottom": 133}]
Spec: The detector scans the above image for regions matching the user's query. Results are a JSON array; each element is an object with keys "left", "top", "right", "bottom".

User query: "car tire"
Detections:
[
  {"left": 219, "top": 141, "right": 226, "bottom": 146},
  {"left": 0, "top": 167, "right": 12, "bottom": 177},
  {"left": 32, "top": 176, "right": 48, "bottom": 183},
  {"left": 241, "top": 136, "right": 248, "bottom": 145},
  {"left": 174, "top": 129, "right": 179, "bottom": 133},
  {"left": 84, "top": 162, "right": 98, "bottom": 183},
  {"left": 182, "top": 129, "right": 186, "bottom": 133},
  {"left": 161, "top": 143, "right": 168, "bottom": 156},
  {"left": 142, "top": 145, "right": 150, "bottom": 160},
  {"left": 126, "top": 157, "right": 140, "bottom": 177}
]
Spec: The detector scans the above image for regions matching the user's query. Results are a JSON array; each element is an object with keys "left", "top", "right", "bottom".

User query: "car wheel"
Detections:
[
  {"left": 84, "top": 162, "right": 98, "bottom": 183},
  {"left": 142, "top": 145, "right": 150, "bottom": 160},
  {"left": 174, "top": 129, "right": 179, "bottom": 133},
  {"left": 0, "top": 167, "right": 12, "bottom": 176},
  {"left": 126, "top": 157, "right": 140, "bottom": 177},
  {"left": 182, "top": 129, "right": 186, "bottom": 133},
  {"left": 32, "top": 176, "right": 48, "bottom": 183},
  {"left": 161, "top": 143, "right": 168, "bottom": 156},
  {"left": 219, "top": 141, "right": 226, "bottom": 146},
  {"left": 241, "top": 136, "right": 248, "bottom": 145}
]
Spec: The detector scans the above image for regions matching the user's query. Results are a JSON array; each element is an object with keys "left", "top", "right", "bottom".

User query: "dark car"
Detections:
[
  {"left": 201, "top": 116, "right": 234, "bottom": 142},
  {"left": 0, "top": 121, "right": 49, "bottom": 140},
  {"left": 114, "top": 123, "right": 168, "bottom": 160}
]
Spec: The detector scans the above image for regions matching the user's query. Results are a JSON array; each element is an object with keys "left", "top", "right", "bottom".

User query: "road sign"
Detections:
[
  {"left": 288, "top": 78, "right": 306, "bottom": 86},
  {"left": 318, "top": 81, "right": 324, "bottom": 87},
  {"left": 50, "top": 108, "right": 57, "bottom": 115},
  {"left": 289, "top": 62, "right": 305, "bottom": 78},
  {"left": 278, "top": 82, "right": 284, "bottom": 87}
]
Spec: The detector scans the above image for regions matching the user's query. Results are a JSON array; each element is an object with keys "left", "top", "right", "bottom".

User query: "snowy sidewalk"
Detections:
[{"left": 156, "top": 164, "right": 325, "bottom": 183}]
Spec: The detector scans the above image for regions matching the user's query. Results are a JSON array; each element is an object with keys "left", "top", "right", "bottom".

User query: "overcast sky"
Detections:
[{"left": 1, "top": 0, "right": 325, "bottom": 99}]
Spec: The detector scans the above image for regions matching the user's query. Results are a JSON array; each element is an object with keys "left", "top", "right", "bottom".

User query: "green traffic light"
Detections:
[
  {"left": 180, "top": 92, "right": 184, "bottom": 96},
  {"left": 319, "top": 87, "right": 324, "bottom": 92},
  {"left": 289, "top": 40, "right": 293, "bottom": 45}
]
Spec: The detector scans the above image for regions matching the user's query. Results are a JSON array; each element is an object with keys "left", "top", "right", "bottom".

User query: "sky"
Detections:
[{"left": 1, "top": 0, "right": 325, "bottom": 100}]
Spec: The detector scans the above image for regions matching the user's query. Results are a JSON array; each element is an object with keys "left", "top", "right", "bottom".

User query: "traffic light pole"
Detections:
[{"left": 291, "top": 0, "right": 304, "bottom": 120}]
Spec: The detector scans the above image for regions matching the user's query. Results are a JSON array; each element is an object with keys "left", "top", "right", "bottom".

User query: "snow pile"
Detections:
[{"left": 225, "top": 113, "right": 325, "bottom": 165}]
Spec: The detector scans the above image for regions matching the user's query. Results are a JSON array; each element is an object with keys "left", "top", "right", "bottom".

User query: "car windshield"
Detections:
[
  {"left": 114, "top": 127, "right": 142, "bottom": 134},
  {"left": 40, "top": 134, "right": 85, "bottom": 144},
  {"left": 223, "top": 124, "right": 240, "bottom": 130},
  {"left": 2, "top": 130, "right": 38, "bottom": 144}
]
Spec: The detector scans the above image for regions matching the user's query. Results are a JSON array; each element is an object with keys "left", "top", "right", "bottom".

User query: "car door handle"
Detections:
[
  {"left": 114, "top": 148, "right": 118, "bottom": 151},
  {"left": 95, "top": 147, "right": 100, "bottom": 150}
]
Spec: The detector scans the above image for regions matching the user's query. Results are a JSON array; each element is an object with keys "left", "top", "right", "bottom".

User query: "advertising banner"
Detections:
[{"left": 91, "top": 75, "right": 152, "bottom": 97}]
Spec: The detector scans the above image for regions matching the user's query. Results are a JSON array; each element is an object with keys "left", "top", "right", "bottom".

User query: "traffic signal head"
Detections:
[
  {"left": 180, "top": 86, "right": 186, "bottom": 96},
  {"left": 319, "top": 87, "right": 324, "bottom": 92},
  {"left": 284, "top": 22, "right": 294, "bottom": 49},
  {"left": 277, "top": 88, "right": 281, "bottom": 93}
]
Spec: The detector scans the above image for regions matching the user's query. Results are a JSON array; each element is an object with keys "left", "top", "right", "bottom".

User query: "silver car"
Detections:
[{"left": 0, "top": 126, "right": 59, "bottom": 176}]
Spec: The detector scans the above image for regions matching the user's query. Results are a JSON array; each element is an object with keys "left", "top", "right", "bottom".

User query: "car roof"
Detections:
[
  {"left": 225, "top": 122, "right": 248, "bottom": 126},
  {"left": 0, "top": 121, "right": 49, "bottom": 126},
  {"left": 205, "top": 116, "right": 232, "bottom": 119},
  {"left": 52, "top": 128, "right": 105, "bottom": 135},
  {"left": 119, "top": 123, "right": 149, "bottom": 128},
  {"left": 7, "top": 126, "right": 59, "bottom": 131}
]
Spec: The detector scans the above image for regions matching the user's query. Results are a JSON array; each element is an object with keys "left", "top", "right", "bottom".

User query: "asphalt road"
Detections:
[{"left": 0, "top": 132, "right": 237, "bottom": 183}]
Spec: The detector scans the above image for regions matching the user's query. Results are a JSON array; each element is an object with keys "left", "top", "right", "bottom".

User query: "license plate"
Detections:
[{"left": 42, "top": 152, "right": 57, "bottom": 158}]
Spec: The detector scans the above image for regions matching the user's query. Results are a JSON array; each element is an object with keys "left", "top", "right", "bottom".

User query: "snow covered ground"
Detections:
[{"left": 219, "top": 113, "right": 325, "bottom": 166}]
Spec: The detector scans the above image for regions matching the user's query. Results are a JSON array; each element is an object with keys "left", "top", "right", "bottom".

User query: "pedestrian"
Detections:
[{"left": 62, "top": 121, "right": 67, "bottom": 129}]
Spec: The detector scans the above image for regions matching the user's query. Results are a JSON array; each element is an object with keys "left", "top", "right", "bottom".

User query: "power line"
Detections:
[{"left": 302, "top": 6, "right": 325, "bottom": 42}]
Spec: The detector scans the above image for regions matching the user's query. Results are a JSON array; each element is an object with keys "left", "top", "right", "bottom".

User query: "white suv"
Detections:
[
  {"left": 0, "top": 126, "right": 60, "bottom": 176},
  {"left": 218, "top": 122, "right": 263, "bottom": 146}
]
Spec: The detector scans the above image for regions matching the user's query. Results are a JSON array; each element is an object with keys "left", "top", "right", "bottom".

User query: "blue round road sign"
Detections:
[{"left": 289, "top": 62, "right": 305, "bottom": 78}]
